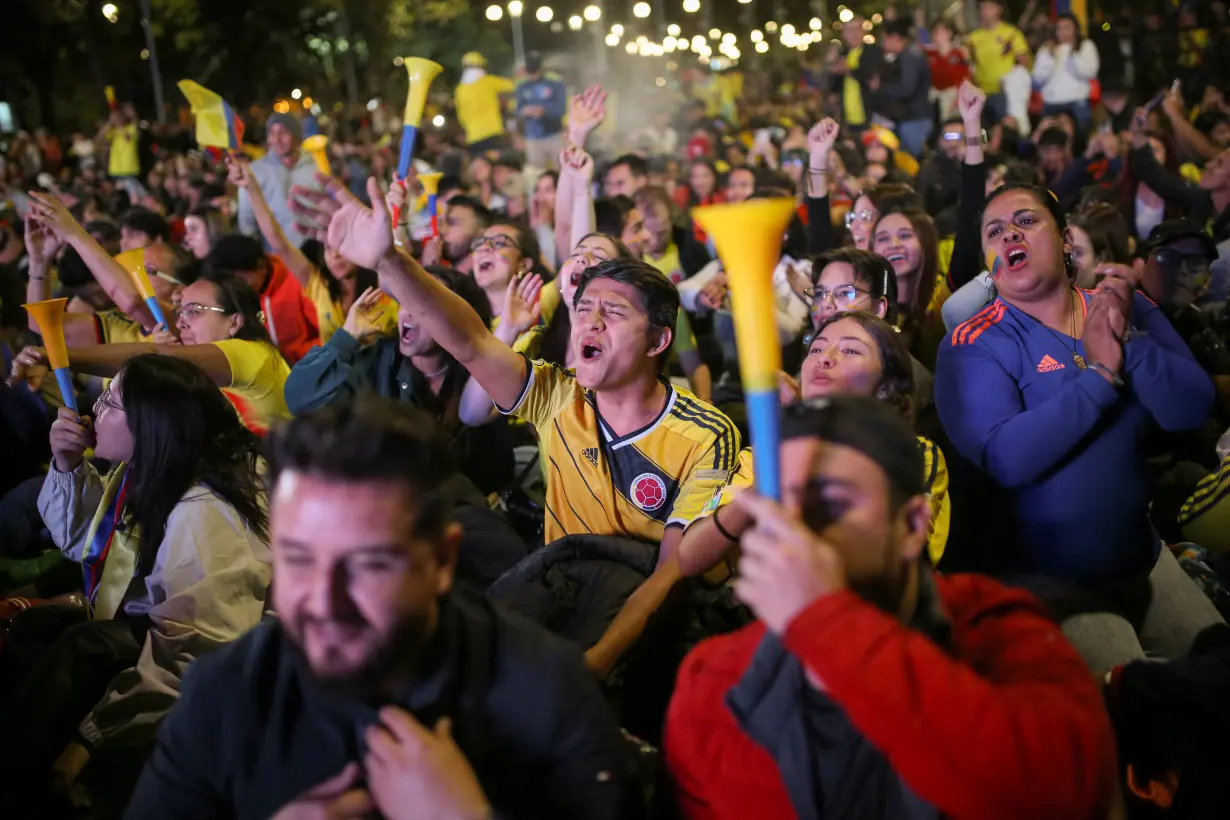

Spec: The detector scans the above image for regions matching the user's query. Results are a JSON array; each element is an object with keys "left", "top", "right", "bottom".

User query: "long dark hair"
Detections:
[
  {"left": 982, "top": 182, "right": 1081, "bottom": 281},
  {"left": 809, "top": 247, "right": 900, "bottom": 325},
  {"left": 299, "top": 238, "right": 379, "bottom": 307},
  {"left": 811, "top": 311, "right": 917, "bottom": 422},
  {"left": 118, "top": 354, "right": 269, "bottom": 577},
  {"left": 872, "top": 208, "right": 939, "bottom": 334},
  {"left": 537, "top": 233, "right": 636, "bottom": 367},
  {"left": 419, "top": 265, "right": 493, "bottom": 425}
]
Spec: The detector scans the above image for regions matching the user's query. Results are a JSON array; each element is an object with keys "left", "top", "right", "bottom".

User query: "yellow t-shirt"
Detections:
[
  {"left": 844, "top": 48, "right": 866, "bottom": 127},
  {"left": 303, "top": 269, "right": 398, "bottom": 344},
  {"left": 702, "top": 436, "right": 951, "bottom": 565},
  {"left": 455, "top": 75, "right": 517, "bottom": 145},
  {"left": 95, "top": 310, "right": 149, "bottom": 345},
  {"left": 108, "top": 124, "right": 140, "bottom": 177},
  {"left": 500, "top": 358, "right": 740, "bottom": 545},
  {"left": 968, "top": 23, "right": 1030, "bottom": 94},
  {"left": 213, "top": 339, "right": 292, "bottom": 434}
]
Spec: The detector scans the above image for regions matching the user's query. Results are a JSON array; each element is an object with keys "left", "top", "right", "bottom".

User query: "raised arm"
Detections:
[
  {"left": 21, "top": 214, "right": 99, "bottom": 345},
  {"left": 228, "top": 158, "right": 314, "bottom": 288},
  {"left": 1128, "top": 108, "right": 1214, "bottom": 221},
  {"left": 805, "top": 118, "right": 839, "bottom": 256},
  {"left": 949, "top": 82, "right": 990, "bottom": 292},
  {"left": 13, "top": 341, "right": 235, "bottom": 388},
  {"left": 563, "top": 146, "right": 596, "bottom": 250},
  {"left": 27, "top": 193, "right": 158, "bottom": 329},
  {"left": 330, "top": 177, "right": 528, "bottom": 410}
]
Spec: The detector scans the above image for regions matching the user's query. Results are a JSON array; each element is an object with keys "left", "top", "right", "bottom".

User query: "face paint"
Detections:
[{"left": 986, "top": 247, "right": 1004, "bottom": 279}]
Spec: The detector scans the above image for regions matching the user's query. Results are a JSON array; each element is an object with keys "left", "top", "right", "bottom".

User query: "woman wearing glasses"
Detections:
[
  {"left": 0, "top": 354, "right": 269, "bottom": 804},
  {"left": 468, "top": 222, "right": 551, "bottom": 331},
  {"left": 9, "top": 274, "right": 291, "bottom": 435},
  {"left": 676, "top": 311, "right": 950, "bottom": 580}
]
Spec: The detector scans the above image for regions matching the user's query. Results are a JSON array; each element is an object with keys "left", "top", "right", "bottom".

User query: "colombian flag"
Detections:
[
  {"left": 1052, "top": 0, "right": 1087, "bottom": 32},
  {"left": 177, "top": 80, "right": 245, "bottom": 151}
]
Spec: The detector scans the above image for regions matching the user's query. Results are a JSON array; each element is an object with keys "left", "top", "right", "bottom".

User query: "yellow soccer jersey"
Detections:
[
  {"left": 500, "top": 357, "right": 740, "bottom": 545},
  {"left": 701, "top": 435, "right": 951, "bottom": 565},
  {"left": 95, "top": 310, "right": 151, "bottom": 345}
]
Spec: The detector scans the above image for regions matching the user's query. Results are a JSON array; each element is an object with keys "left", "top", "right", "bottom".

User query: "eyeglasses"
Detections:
[
  {"left": 844, "top": 209, "right": 876, "bottom": 228},
  {"left": 469, "top": 234, "right": 521, "bottom": 253},
  {"left": 941, "top": 132, "right": 964, "bottom": 141},
  {"left": 803, "top": 284, "right": 871, "bottom": 307},
  {"left": 174, "top": 302, "right": 231, "bottom": 321},
  {"left": 94, "top": 383, "right": 122, "bottom": 416}
]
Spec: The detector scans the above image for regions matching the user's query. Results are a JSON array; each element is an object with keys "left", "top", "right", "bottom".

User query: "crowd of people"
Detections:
[{"left": 2, "top": 0, "right": 1230, "bottom": 818}]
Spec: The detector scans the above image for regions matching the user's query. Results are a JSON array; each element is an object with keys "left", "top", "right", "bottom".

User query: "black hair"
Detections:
[
  {"left": 983, "top": 182, "right": 1068, "bottom": 232},
  {"left": 574, "top": 257, "right": 680, "bottom": 370},
  {"left": 204, "top": 234, "right": 266, "bottom": 277},
  {"left": 861, "top": 183, "right": 921, "bottom": 214},
  {"left": 594, "top": 195, "right": 638, "bottom": 239},
  {"left": 998, "top": 161, "right": 1046, "bottom": 189},
  {"left": 299, "top": 238, "right": 379, "bottom": 307},
  {"left": 1069, "top": 203, "right": 1132, "bottom": 265},
  {"left": 1055, "top": 12, "right": 1084, "bottom": 44},
  {"left": 444, "top": 195, "right": 493, "bottom": 230},
  {"left": 266, "top": 395, "right": 457, "bottom": 539},
  {"left": 883, "top": 18, "right": 912, "bottom": 39},
  {"left": 942, "top": 115, "right": 966, "bottom": 127},
  {"left": 810, "top": 247, "right": 900, "bottom": 325},
  {"left": 537, "top": 233, "right": 635, "bottom": 366},
  {"left": 186, "top": 205, "right": 230, "bottom": 252},
  {"left": 120, "top": 207, "right": 170, "bottom": 243},
  {"left": 84, "top": 219, "right": 121, "bottom": 246},
  {"left": 118, "top": 354, "right": 269, "bottom": 578},
  {"left": 607, "top": 153, "right": 649, "bottom": 180},
  {"left": 198, "top": 271, "right": 279, "bottom": 348},
  {"left": 437, "top": 174, "right": 466, "bottom": 199},
  {"left": 420, "top": 264, "right": 492, "bottom": 419},
  {"left": 56, "top": 246, "right": 98, "bottom": 289},
  {"left": 1038, "top": 127, "right": 1070, "bottom": 150},
  {"left": 872, "top": 208, "right": 940, "bottom": 331},
  {"left": 809, "top": 311, "right": 917, "bottom": 422}
]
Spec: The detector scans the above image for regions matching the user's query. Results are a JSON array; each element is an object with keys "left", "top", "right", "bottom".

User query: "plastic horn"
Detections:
[
  {"left": 23, "top": 298, "right": 78, "bottom": 414},
  {"left": 691, "top": 198, "right": 797, "bottom": 501},
  {"left": 302, "top": 134, "right": 330, "bottom": 176},
  {"left": 104, "top": 86, "right": 117, "bottom": 112},
  {"left": 391, "top": 57, "right": 443, "bottom": 230},
  {"left": 419, "top": 172, "right": 443, "bottom": 238},
  {"left": 114, "top": 249, "right": 169, "bottom": 328}
]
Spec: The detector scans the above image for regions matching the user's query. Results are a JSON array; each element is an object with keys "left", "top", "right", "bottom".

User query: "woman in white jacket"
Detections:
[
  {"left": 1032, "top": 13, "right": 1100, "bottom": 131},
  {"left": 0, "top": 354, "right": 270, "bottom": 808}
]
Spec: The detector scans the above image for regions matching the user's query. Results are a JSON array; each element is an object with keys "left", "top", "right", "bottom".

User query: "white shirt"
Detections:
[
  {"left": 1032, "top": 41, "right": 1100, "bottom": 105},
  {"left": 1135, "top": 192, "right": 1166, "bottom": 240}
]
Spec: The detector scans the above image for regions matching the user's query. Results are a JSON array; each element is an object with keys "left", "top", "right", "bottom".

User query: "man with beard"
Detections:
[
  {"left": 438, "top": 195, "right": 491, "bottom": 274},
  {"left": 124, "top": 397, "right": 639, "bottom": 820},
  {"left": 664, "top": 396, "right": 1117, "bottom": 820}
]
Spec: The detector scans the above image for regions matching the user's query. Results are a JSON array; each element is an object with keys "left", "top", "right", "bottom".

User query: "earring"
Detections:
[{"left": 876, "top": 384, "right": 890, "bottom": 400}]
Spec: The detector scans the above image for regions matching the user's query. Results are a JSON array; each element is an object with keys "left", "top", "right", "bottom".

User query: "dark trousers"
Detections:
[{"left": 0, "top": 605, "right": 146, "bottom": 798}]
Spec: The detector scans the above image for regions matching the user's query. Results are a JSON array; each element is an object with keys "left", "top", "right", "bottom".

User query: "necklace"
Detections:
[
  {"left": 1034, "top": 289, "right": 1087, "bottom": 369},
  {"left": 418, "top": 362, "right": 450, "bottom": 379}
]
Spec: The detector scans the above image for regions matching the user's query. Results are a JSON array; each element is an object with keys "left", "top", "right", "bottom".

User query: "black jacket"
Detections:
[{"left": 125, "top": 586, "right": 642, "bottom": 820}]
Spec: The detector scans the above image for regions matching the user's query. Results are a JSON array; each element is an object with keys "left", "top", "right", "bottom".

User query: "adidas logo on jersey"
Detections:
[
  {"left": 1036, "top": 354, "right": 1065, "bottom": 373},
  {"left": 582, "top": 447, "right": 599, "bottom": 467}
]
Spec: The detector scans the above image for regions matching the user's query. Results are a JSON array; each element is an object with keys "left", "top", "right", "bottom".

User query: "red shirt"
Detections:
[
  {"left": 925, "top": 45, "right": 971, "bottom": 91},
  {"left": 260, "top": 255, "right": 319, "bottom": 364},
  {"left": 664, "top": 575, "right": 1116, "bottom": 820}
]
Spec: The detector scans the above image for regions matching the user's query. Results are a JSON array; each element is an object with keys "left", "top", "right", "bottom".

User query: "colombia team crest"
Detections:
[{"left": 630, "top": 472, "right": 668, "bottom": 512}]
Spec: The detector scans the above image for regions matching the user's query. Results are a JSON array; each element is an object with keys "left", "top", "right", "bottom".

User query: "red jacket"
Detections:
[
  {"left": 664, "top": 574, "right": 1116, "bottom": 820},
  {"left": 260, "top": 255, "right": 319, "bottom": 364},
  {"left": 925, "top": 45, "right": 971, "bottom": 91}
]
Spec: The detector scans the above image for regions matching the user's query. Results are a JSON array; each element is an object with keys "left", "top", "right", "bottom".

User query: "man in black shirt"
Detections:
[{"left": 125, "top": 396, "right": 640, "bottom": 820}]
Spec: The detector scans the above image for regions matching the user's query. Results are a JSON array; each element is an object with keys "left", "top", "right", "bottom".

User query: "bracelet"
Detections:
[
  {"left": 807, "top": 167, "right": 829, "bottom": 174},
  {"left": 1089, "top": 361, "right": 1125, "bottom": 388},
  {"left": 712, "top": 506, "right": 738, "bottom": 542},
  {"left": 965, "top": 136, "right": 983, "bottom": 146}
]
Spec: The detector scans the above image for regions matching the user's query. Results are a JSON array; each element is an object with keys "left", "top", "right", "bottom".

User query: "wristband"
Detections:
[
  {"left": 712, "top": 505, "right": 739, "bottom": 542},
  {"left": 807, "top": 167, "right": 829, "bottom": 173},
  {"left": 1089, "top": 361, "right": 1125, "bottom": 388}
]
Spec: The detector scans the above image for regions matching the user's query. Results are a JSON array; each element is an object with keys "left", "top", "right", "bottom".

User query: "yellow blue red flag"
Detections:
[{"left": 177, "top": 80, "right": 245, "bottom": 150}]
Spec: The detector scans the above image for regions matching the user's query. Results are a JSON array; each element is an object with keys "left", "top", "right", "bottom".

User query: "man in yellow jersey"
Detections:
[
  {"left": 327, "top": 178, "right": 740, "bottom": 678},
  {"left": 830, "top": 16, "right": 880, "bottom": 136},
  {"left": 455, "top": 52, "right": 515, "bottom": 155},
  {"left": 967, "top": 0, "right": 1031, "bottom": 125}
]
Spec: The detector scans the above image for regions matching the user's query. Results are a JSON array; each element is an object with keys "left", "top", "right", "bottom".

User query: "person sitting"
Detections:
[
  {"left": 10, "top": 273, "right": 292, "bottom": 435},
  {"left": 125, "top": 396, "right": 641, "bottom": 820},
  {"left": 679, "top": 312, "right": 950, "bottom": 581},
  {"left": 664, "top": 396, "right": 1117, "bottom": 820},
  {"left": 285, "top": 265, "right": 515, "bottom": 496},
  {"left": 0, "top": 354, "right": 271, "bottom": 813},
  {"left": 204, "top": 235, "right": 320, "bottom": 364},
  {"left": 325, "top": 177, "right": 738, "bottom": 677},
  {"left": 935, "top": 182, "right": 1223, "bottom": 670}
]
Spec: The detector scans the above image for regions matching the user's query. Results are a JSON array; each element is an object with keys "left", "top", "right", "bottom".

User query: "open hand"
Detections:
[
  {"left": 327, "top": 177, "right": 394, "bottom": 271},
  {"left": 731, "top": 491, "right": 846, "bottom": 635},
  {"left": 342, "top": 286, "right": 389, "bottom": 344},
  {"left": 365, "top": 707, "right": 491, "bottom": 820},
  {"left": 27, "top": 191, "right": 85, "bottom": 244},
  {"left": 568, "top": 85, "right": 608, "bottom": 147},
  {"left": 501, "top": 273, "right": 544, "bottom": 339}
]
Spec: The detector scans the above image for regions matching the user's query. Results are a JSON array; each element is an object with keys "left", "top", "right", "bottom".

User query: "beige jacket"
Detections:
[{"left": 38, "top": 462, "right": 272, "bottom": 748}]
